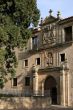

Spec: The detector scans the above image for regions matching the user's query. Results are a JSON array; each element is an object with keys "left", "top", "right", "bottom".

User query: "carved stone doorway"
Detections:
[{"left": 44, "top": 76, "right": 57, "bottom": 104}]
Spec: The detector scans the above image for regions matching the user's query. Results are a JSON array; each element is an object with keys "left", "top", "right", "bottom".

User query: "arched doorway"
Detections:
[{"left": 44, "top": 76, "right": 57, "bottom": 104}]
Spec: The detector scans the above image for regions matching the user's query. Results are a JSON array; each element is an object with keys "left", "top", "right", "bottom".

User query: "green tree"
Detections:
[{"left": 0, "top": 0, "right": 40, "bottom": 88}]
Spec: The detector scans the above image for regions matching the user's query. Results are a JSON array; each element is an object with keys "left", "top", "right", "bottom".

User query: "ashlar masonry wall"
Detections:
[{"left": 0, "top": 97, "right": 51, "bottom": 109}]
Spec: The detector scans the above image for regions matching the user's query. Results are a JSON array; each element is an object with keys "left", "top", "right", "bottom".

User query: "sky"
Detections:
[{"left": 37, "top": 0, "right": 73, "bottom": 19}]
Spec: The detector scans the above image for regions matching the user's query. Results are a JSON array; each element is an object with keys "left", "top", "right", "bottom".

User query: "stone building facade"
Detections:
[{"left": 1, "top": 10, "right": 73, "bottom": 107}]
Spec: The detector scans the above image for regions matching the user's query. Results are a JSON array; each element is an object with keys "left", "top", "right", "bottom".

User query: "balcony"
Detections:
[
  {"left": 32, "top": 44, "right": 38, "bottom": 51},
  {"left": 28, "top": 41, "right": 73, "bottom": 55}
]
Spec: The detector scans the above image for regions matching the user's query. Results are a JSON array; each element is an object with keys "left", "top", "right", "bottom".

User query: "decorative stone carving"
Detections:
[
  {"left": 42, "top": 24, "right": 56, "bottom": 45},
  {"left": 60, "top": 59, "right": 69, "bottom": 70},
  {"left": 32, "top": 64, "right": 38, "bottom": 73}
]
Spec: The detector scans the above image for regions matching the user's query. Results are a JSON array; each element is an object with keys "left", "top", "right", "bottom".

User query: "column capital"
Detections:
[
  {"left": 32, "top": 65, "right": 39, "bottom": 73},
  {"left": 60, "top": 60, "right": 69, "bottom": 74}
]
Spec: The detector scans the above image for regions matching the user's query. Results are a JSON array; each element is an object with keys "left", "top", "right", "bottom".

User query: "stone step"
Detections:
[
  {"left": 0, "top": 105, "right": 73, "bottom": 110},
  {"left": 0, "top": 107, "right": 73, "bottom": 110}
]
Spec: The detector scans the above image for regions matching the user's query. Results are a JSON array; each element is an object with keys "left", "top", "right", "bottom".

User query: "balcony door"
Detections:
[
  {"left": 32, "top": 36, "right": 38, "bottom": 50},
  {"left": 64, "top": 26, "right": 72, "bottom": 42}
]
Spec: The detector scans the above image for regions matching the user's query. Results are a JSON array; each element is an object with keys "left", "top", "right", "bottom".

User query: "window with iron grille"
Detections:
[
  {"left": 32, "top": 36, "right": 38, "bottom": 49},
  {"left": 25, "top": 77, "right": 30, "bottom": 86}
]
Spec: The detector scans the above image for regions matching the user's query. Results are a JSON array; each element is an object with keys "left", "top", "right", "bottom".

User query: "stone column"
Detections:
[
  {"left": 42, "top": 83, "right": 44, "bottom": 96},
  {"left": 68, "top": 72, "right": 71, "bottom": 106},
  {"left": 33, "top": 65, "right": 38, "bottom": 96},
  {"left": 60, "top": 69, "right": 66, "bottom": 106},
  {"left": 64, "top": 60, "right": 70, "bottom": 106}
]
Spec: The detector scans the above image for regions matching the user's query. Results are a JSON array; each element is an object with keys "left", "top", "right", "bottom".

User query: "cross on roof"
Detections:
[{"left": 49, "top": 9, "right": 53, "bottom": 16}]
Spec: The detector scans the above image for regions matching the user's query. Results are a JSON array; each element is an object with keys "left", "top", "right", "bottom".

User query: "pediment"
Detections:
[{"left": 42, "top": 16, "right": 58, "bottom": 26}]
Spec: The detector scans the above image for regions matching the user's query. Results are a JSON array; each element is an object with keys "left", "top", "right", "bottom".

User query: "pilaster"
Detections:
[
  {"left": 42, "top": 83, "right": 44, "bottom": 96},
  {"left": 60, "top": 61, "right": 70, "bottom": 106},
  {"left": 67, "top": 72, "right": 71, "bottom": 106}
]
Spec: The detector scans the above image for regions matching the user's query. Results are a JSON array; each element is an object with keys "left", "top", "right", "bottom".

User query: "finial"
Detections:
[
  {"left": 57, "top": 11, "right": 61, "bottom": 19},
  {"left": 41, "top": 17, "right": 43, "bottom": 24},
  {"left": 49, "top": 9, "right": 53, "bottom": 16}
]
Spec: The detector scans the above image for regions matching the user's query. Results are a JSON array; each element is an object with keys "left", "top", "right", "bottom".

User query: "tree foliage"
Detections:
[{"left": 0, "top": 0, "right": 40, "bottom": 88}]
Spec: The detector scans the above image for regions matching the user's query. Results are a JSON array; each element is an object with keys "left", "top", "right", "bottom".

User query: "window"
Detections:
[
  {"left": 32, "top": 36, "right": 38, "bottom": 49},
  {"left": 24, "top": 59, "right": 28, "bottom": 67},
  {"left": 13, "top": 78, "right": 17, "bottom": 86},
  {"left": 25, "top": 77, "right": 30, "bottom": 86},
  {"left": 64, "top": 26, "right": 72, "bottom": 42},
  {"left": 60, "top": 53, "right": 65, "bottom": 62},
  {"left": 0, "top": 78, "right": 4, "bottom": 88},
  {"left": 36, "top": 58, "right": 40, "bottom": 65}
]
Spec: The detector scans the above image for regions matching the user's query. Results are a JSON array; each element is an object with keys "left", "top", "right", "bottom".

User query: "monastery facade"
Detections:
[{"left": 2, "top": 10, "right": 73, "bottom": 107}]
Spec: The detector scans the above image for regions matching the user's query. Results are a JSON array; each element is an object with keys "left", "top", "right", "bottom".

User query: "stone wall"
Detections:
[{"left": 0, "top": 97, "right": 51, "bottom": 109}]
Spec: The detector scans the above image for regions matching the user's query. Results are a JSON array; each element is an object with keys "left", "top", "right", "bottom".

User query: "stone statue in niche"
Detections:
[{"left": 44, "top": 51, "right": 53, "bottom": 66}]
